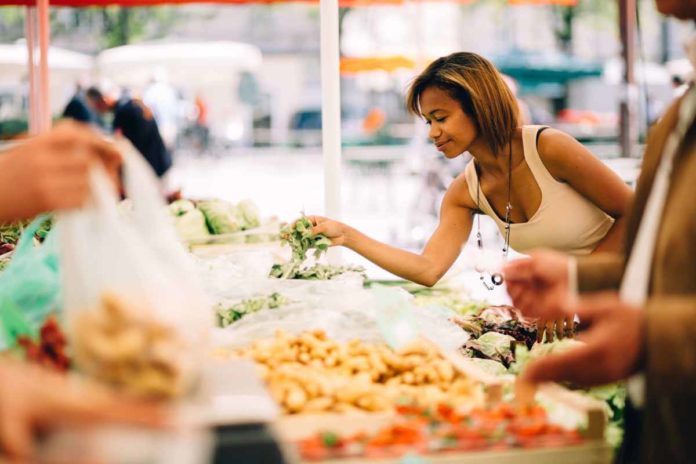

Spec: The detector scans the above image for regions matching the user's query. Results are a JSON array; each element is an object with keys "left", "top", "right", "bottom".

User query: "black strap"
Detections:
[{"left": 535, "top": 125, "right": 550, "bottom": 148}]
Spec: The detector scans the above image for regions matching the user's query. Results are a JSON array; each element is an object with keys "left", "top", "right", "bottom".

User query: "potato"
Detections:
[
  {"left": 303, "top": 396, "right": 334, "bottom": 413},
  {"left": 285, "top": 386, "right": 308, "bottom": 413}
]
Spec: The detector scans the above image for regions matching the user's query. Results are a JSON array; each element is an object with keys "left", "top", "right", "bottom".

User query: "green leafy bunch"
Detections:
[
  {"left": 0, "top": 223, "right": 24, "bottom": 245},
  {"left": 280, "top": 216, "right": 332, "bottom": 262},
  {"left": 217, "top": 293, "right": 290, "bottom": 327},
  {"left": 269, "top": 262, "right": 366, "bottom": 281},
  {"left": 270, "top": 216, "right": 364, "bottom": 280},
  {"left": 0, "top": 216, "right": 53, "bottom": 245}
]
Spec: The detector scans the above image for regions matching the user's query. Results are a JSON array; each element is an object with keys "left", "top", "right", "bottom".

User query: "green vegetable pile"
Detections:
[
  {"left": 269, "top": 262, "right": 366, "bottom": 280},
  {"left": 169, "top": 198, "right": 276, "bottom": 244},
  {"left": 270, "top": 217, "right": 365, "bottom": 280},
  {"left": 217, "top": 292, "right": 290, "bottom": 327},
  {"left": 0, "top": 218, "right": 53, "bottom": 272},
  {"left": 0, "top": 218, "right": 52, "bottom": 245},
  {"left": 0, "top": 223, "right": 23, "bottom": 246}
]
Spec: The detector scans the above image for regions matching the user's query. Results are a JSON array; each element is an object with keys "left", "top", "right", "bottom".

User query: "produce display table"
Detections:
[{"left": 301, "top": 444, "right": 612, "bottom": 464}]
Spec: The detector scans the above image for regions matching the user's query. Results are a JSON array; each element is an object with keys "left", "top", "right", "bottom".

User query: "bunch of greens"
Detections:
[
  {"left": 452, "top": 306, "right": 542, "bottom": 373},
  {"left": 454, "top": 305, "right": 539, "bottom": 349},
  {"left": 280, "top": 217, "right": 332, "bottom": 262},
  {"left": 217, "top": 292, "right": 290, "bottom": 327},
  {"left": 269, "top": 262, "right": 366, "bottom": 280},
  {"left": 0, "top": 222, "right": 24, "bottom": 246},
  {"left": 270, "top": 216, "right": 365, "bottom": 280},
  {"left": 0, "top": 218, "right": 51, "bottom": 244},
  {"left": 461, "top": 331, "right": 516, "bottom": 367}
]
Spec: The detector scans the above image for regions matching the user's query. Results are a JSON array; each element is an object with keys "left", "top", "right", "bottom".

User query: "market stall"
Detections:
[
  {"left": 0, "top": 192, "right": 620, "bottom": 462},
  {"left": 0, "top": 1, "right": 629, "bottom": 462}
]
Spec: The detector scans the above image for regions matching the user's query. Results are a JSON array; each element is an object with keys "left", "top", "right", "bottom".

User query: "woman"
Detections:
[{"left": 309, "top": 53, "right": 632, "bottom": 339}]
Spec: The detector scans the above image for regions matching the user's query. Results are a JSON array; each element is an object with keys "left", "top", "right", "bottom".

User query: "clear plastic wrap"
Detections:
[{"left": 57, "top": 144, "right": 210, "bottom": 398}]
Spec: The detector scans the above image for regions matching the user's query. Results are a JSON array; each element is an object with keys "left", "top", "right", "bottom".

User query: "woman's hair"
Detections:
[{"left": 406, "top": 52, "right": 519, "bottom": 156}]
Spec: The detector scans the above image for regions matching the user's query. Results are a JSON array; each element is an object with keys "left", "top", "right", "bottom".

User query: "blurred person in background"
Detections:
[
  {"left": 143, "top": 69, "right": 180, "bottom": 151},
  {"left": 86, "top": 86, "right": 172, "bottom": 179},
  {"left": 307, "top": 52, "right": 632, "bottom": 341},
  {"left": 194, "top": 93, "right": 210, "bottom": 153},
  {"left": 0, "top": 122, "right": 164, "bottom": 461},
  {"left": 504, "top": 1, "right": 696, "bottom": 462},
  {"left": 62, "top": 83, "right": 99, "bottom": 127}
]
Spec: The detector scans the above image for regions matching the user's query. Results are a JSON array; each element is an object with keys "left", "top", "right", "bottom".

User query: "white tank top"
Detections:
[{"left": 464, "top": 125, "right": 614, "bottom": 256}]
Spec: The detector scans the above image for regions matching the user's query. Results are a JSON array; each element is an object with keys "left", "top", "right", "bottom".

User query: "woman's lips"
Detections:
[{"left": 436, "top": 140, "right": 451, "bottom": 151}]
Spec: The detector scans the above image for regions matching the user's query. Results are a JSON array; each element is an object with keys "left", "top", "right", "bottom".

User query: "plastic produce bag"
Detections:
[
  {"left": 0, "top": 215, "right": 59, "bottom": 349},
  {"left": 215, "top": 284, "right": 469, "bottom": 352},
  {"left": 57, "top": 143, "right": 211, "bottom": 399}
]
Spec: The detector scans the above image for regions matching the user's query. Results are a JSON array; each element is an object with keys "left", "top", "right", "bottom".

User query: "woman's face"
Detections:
[{"left": 419, "top": 86, "right": 478, "bottom": 159}]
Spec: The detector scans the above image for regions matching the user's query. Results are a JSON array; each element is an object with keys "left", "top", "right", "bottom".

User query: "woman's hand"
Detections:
[{"left": 307, "top": 215, "right": 350, "bottom": 247}]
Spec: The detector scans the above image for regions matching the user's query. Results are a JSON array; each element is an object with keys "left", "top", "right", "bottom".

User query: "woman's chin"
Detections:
[{"left": 443, "top": 148, "right": 464, "bottom": 159}]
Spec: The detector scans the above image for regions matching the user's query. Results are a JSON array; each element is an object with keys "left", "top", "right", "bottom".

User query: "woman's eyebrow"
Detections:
[{"left": 425, "top": 109, "right": 446, "bottom": 117}]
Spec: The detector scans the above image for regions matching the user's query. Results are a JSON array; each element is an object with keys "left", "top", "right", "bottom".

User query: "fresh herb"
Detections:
[
  {"left": 270, "top": 216, "right": 364, "bottom": 280},
  {"left": 280, "top": 216, "right": 332, "bottom": 262},
  {"left": 269, "top": 262, "right": 366, "bottom": 281},
  {"left": 217, "top": 293, "right": 290, "bottom": 327}
]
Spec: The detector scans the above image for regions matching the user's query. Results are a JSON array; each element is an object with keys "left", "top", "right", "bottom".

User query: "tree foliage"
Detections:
[{"left": 0, "top": 6, "right": 180, "bottom": 51}]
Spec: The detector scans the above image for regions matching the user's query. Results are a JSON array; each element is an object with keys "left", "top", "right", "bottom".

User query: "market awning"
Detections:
[
  {"left": 491, "top": 49, "right": 602, "bottom": 97},
  {"left": 0, "top": 0, "right": 478, "bottom": 6},
  {"left": 340, "top": 56, "right": 415, "bottom": 74},
  {"left": 0, "top": 0, "right": 576, "bottom": 4}
]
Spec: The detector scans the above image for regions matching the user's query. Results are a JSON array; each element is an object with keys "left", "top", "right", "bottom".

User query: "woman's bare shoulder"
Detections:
[{"left": 445, "top": 167, "right": 476, "bottom": 210}]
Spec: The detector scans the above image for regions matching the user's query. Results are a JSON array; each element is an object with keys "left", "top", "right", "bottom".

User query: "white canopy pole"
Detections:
[{"left": 320, "top": 0, "right": 343, "bottom": 264}]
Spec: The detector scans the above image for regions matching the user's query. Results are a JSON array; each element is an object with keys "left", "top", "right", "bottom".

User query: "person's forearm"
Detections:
[
  {"left": 343, "top": 226, "right": 443, "bottom": 286},
  {"left": 592, "top": 215, "right": 626, "bottom": 253}
]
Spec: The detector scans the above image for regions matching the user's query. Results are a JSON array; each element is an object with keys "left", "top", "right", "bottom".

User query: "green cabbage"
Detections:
[
  {"left": 174, "top": 209, "right": 210, "bottom": 240},
  {"left": 467, "top": 358, "right": 508, "bottom": 376},
  {"left": 234, "top": 200, "right": 261, "bottom": 230},
  {"left": 169, "top": 199, "right": 196, "bottom": 217},
  {"left": 198, "top": 200, "right": 241, "bottom": 234}
]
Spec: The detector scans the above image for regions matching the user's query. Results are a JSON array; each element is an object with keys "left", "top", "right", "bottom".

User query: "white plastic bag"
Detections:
[{"left": 57, "top": 143, "right": 211, "bottom": 398}]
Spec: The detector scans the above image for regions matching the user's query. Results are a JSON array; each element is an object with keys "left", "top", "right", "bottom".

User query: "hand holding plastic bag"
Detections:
[{"left": 58, "top": 143, "right": 210, "bottom": 399}]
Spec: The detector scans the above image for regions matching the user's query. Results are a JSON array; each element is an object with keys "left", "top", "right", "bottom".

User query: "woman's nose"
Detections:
[{"left": 429, "top": 124, "right": 441, "bottom": 140}]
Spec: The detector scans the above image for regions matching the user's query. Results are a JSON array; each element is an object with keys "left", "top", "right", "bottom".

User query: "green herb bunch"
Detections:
[
  {"left": 280, "top": 217, "right": 332, "bottom": 262},
  {"left": 217, "top": 292, "right": 290, "bottom": 327}
]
